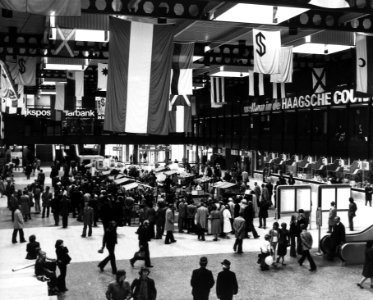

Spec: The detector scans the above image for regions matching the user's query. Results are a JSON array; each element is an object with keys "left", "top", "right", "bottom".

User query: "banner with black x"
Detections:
[{"left": 312, "top": 68, "right": 326, "bottom": 93}]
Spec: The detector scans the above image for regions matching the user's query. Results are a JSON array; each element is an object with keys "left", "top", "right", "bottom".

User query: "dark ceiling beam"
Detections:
[
  {"left": 286, "top": 10, "right": 373, "bottom": 33},
  {"left": 82, "top": 0, "right": 209, "bottom": 20}
]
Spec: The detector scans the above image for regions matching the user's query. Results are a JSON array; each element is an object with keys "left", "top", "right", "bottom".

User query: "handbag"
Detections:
[
  {"left": 63, "top": 253, "right": 72, "bottom": 264},
  {"left": 135, "top": 250, "right": 146, "bottom": 259}
]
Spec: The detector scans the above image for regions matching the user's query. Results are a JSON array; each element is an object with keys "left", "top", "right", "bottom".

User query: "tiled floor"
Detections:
[{"left": 0, "top": 170, "right": 372, "bottom": 299}]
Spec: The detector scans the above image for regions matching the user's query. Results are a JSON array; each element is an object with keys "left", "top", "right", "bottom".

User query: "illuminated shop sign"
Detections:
[
  {"left": 243, "top": 90, "right": 372, "bottom": 113},
  {"left": 281, "top": 89, "right": 370, "bottom": 110},
  {"left": 244, "top": 100, "right": 281, "bottom": 113},
  {"left": 65, "top": 110, "right": 96, "bottom": 118},
  {"left": 26, "top": 108, "right": 51, "bottom": 117},
  {"left": 26, "top": 109, "right": 97, "bottom": 118}
]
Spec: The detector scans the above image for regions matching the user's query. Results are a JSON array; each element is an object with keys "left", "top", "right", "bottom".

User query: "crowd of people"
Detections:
[{"left": 3, "top": 157, "right": 373, "bottom": 298}]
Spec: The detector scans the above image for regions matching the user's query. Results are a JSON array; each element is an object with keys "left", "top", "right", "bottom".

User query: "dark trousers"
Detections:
[
  {"left": 348, "top": 215, "right": 354, "bottom": 231},
  {"left": 259, "top": 217, "right": 267, "bottom": 228},
  {"left": 155, "top": 223, "right": 164, "bottom": 239},
  {"left": 247, "top": 220, "right": 259, "bottom": 238},
  {"left": 82, "top": 223, "right": 92, "bottom": 237},
  {"left": 197, "top": 225, "right": 205, "bottom": 241},
  {"left": 366, "top": 199, "right": 372, "bottom": 206},
  {"left": 187, "top": 218, "right": 195, "bottom": 233},
  {"left": 42, "top": 206, "right": 50, "bottom": 218},
  {"left": 233, "top": 238, "right": 243, "bottom": 253},
  {"left": 290, "top": 235, "right": 297, "bottom": 257},
  {"left": 12, "top": 228, "right": 25, "bottom": 242},
  {"left": 178, "top": 217, "right": 186, "bottom": 232},
  {"left": 57, "top": 263, "right": 67, "bottom": 291},
  {"left": 98, "top": 244, "right": 117, "bottom": 274},
  {"left": 165, "top": 231, "right": 175, "bottom": 244},
  {"left": 299, "top": 249, "right": 317, "bottom": 270},
  {"left": 130, "top": 242, "right": 151, "bottom": 267},
  {"left": 62, "top": 215, "right": 68, "bottom": 228},
  {"left": 53, "top": 212, "right": 59, "bottom": 225},
  {"left": 148, "top": 222, "right": 155, "bottom": 239},
  {"left": 193, "top": 295, "right": 209, "bottom": 300}
]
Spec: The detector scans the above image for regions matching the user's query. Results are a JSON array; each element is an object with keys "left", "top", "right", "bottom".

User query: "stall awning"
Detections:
[
  {"left": 114, "top": 177, "right": 133, "bottom": 185},
  {"left": 196, "top": 176, "right": 211, "bottom": 183},
  {"left": 122, "top": 182, "right": 139, "bottom": 190},
  {"left": 164, "top": 170, "right": 178, "bottom": 176},
  {"left": 213, "top": 181, "right": 236, "bottom": 189},
  {"left": 178, "top": 172, "right": 194, "bottom": 178}
]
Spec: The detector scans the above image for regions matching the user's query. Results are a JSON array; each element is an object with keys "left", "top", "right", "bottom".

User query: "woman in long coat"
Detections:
[
  {"left": 210, "top": 205, "right": 221, "bottom": 241},
  {"left": 357, "top": 241, "right": 373, "bottom": 288},
  {"left": 222, "top": 205, "right": 232, "bottom": 235}
]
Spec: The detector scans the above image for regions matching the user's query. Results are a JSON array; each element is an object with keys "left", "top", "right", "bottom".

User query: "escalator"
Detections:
[{"left": 321, "top": 224, "right": 373, "bottom": 264}]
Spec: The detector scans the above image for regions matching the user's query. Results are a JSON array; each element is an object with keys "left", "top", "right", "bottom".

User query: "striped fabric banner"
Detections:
[
  {"left": 170, "top": 43, "right": 194, "bottom": 96},
  {"left": 55, "top": 71, "right": 76, "bottom": 111},
  {"left": 168, "top": 95, "right": 192, "bottom": 133},
  {"left": 272, "top": 82, "right": 286, "bottom": 99},
  {"left": 210, "top": 77, "right": 225, "bottom": 108},
  {"left": 249, "top": 71, "right": 264, "bottom": 96},
  {"left": 356, "top": 34, "right": 373, "bottom": 95},
  {"left": 104, "top": 17, "right": 174, "bottom": 134}
]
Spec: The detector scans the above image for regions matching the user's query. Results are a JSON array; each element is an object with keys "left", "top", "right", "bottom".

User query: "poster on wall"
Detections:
[
  {"left": 95, "top": 97, "right": 105, "bottom": 119},
  {"left": 296, "top": 188, "right": 311, "bottom": 211},
  {"left": 280, "top": 189, "right": 295, "bottom": 212},
  {"left": 321, "top": 188, "right": 335, "bottom": 211}
]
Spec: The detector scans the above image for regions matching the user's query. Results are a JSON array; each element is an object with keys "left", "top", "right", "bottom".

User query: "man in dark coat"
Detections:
[
  {"left": 60, "top": 193, "right": 70, "bottom": 228},
  {"left": 328, "top": 216, "right": 346, "bottom": 261},
  {"left": 155, "top": 201, "right": 166, "bottom": 239},
  {"left": 131, "top": 267, "right": 157, "bottom": 300},
  {"left": 178, "top": 199, "right": 187, "bottom": 233},
  {"left": 190, "top": 256, "right": 215, "bottom": 300},
  {"left": 216, "top": 259, "right": 238, "bottom": 300},
  {"left": 98, "top": 221, "right": 118, "bottom": 274},
  {"left": 243, "top": 198, "right": 259, "bottom": 239},
  {"left": 130, "top": 221, "right": 153, "bottom": 268}
]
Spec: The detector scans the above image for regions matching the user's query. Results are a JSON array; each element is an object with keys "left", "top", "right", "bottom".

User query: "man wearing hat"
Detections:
[
  {"left": 216, "top": 259, "right": 238, "bottom": 300},
  {"left": 190, "top": 256, "right": 215, "bottom": 300},
  {"left": 131, "top": 267, "right": 157, "bottom": 300}
]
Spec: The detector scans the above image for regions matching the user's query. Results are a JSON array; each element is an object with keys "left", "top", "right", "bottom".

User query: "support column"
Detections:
[
  {"left": 133, "top": 144, "right": 138, "bottom": 164},
  {"left": 125, "top": 145, "right": 130, "bottom": 162}
]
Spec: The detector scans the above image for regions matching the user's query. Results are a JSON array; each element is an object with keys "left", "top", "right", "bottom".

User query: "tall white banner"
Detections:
[{"left": 253, "top": 29, "right": 281, "bottom": 75}]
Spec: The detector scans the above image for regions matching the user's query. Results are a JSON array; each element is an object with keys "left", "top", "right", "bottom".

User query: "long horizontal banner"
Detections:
[{"left": 244, "top": 89, "right": 372, "bottom": 113}]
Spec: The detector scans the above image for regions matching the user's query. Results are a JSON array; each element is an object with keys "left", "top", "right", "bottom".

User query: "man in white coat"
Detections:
[{"left": 12, "top": 205, "right": 26, "bottom": 244}]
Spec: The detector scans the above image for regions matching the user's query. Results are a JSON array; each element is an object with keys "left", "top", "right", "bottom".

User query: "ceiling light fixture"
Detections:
[
  {"left": 214, "top": 4, "right": 308, "bottom": 25},
  {"left": 293, "top": 32, "right": 354, "bottom": 55},
  {"left": 44, "top": 63, "right": 86, "bottom": 71},
  {"left": 209, "top": 65, "right": 250, "bottom": 77}
]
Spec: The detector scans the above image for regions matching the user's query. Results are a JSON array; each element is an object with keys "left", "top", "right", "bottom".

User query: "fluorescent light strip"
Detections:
[
  {"left": 214, "top": 4, "right": 308, "bottom": 25},
  {"left": 45, "top": 64, "right": 85, "bottom": 70},
  {"left": 293, "top": 43, "right": 352, "bottom": 55}
]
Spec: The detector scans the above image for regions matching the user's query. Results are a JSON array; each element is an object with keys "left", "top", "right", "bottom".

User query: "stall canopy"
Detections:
[
  {"left": 178, "top": 172, "right": 194, "bottom": 178},
  {"left": 122, "top": 182, "right": 139, "bottom": 190},
  {"left": 196, "top": 176, "right": 212, "bottom": 183},
  {"left": 213, "top": 181, "right": 236, "bottom": 189},
  {"left": 114, "top": 177, "right": 133, "bottom": 185},
  {"left": 164, "top": 170, "right": 178, "bottom": 176}
]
